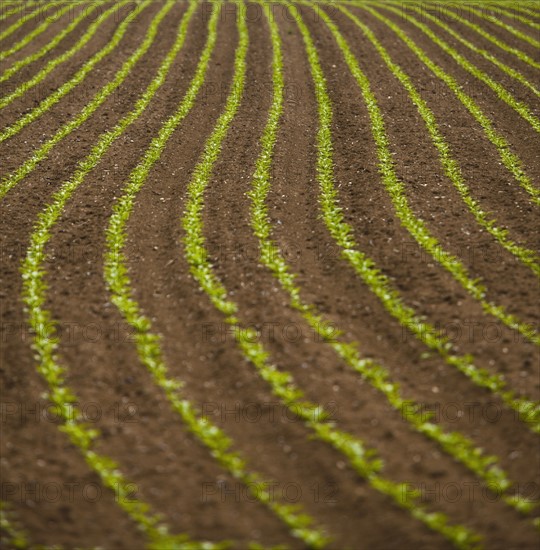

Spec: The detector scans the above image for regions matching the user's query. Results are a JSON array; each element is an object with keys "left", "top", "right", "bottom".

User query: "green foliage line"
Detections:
[
  {"left": 0, "top": 0, "right": 62, "bottom": 42},
  {"left": 180, "top": 0, "right": 482, "bottom": 547},
  {"left": 439, "top": 3, "right": 540, "bottom": 69},
  {"left": 341, "top": 5, "right": 540, "bottom": 276},
  {"left": 0, "top": 0, "right": 153, "bottom": 199},
  {"left": 465, "top": 4, "right": 540, "bottom": 47},
  {"left": 103, "top": 1, "right": 327, "bottom": 546},
  {"left": 377, "top": 3, "right": 540, "bottom": 133},
  {"left": 0, "top": 4, "right": 30, "bottom": 23},
  {"left": 0, "top": 1, "right": 104, "bottom": 83},
  {"left": 390, "top": 2, "right": 539, "bottom": 97},
  {"left": 484, "top": 5, "right": 540, "bottom": 29},
  {"left": 248, "top": 0, "right": 536, "bottom": 517},
  {"left": 18, "top": 2, "right": 236, "bottom": 548},
  {"left": 360, "top": 5, "right": 540, "bottom": 207},
  {"left": 510, "top": 5, "right": 540, "bottom": 18},
  {"left": 289, "top": 1, "right": 540, "bottom": 434},
  {"left": 0, "top": 0, "right": 136, "bottom": 129},
  {"left": 0, "top": 1, "right": 73, "bottom": 60},
  {"left": 319, "top": 1, "right": 540, "bottom": 352}
]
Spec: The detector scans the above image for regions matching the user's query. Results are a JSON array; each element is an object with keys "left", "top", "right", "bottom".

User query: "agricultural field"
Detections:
[{"left": 0, "top": 0, "right": 539, "bottom": 548}]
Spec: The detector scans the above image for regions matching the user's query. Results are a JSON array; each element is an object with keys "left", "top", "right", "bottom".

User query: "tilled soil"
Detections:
[{"left": 1, "top": 1, "right": 539, "bottom": 549}]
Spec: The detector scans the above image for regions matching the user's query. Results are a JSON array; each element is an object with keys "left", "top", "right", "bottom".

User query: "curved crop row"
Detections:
[
  {"left": 0, "top": 0, "right": 137, "bottom": 131},
  {"left": 4, "top": 0, "right": 55, "bottom": 6},
  {"left": 1, "top": 0, "right": 49, "bottom": 7},
  {"left": 358, "top": 5, "right": 540, "bottom": 207},
  {"left": 103, "top": 2, "right": 328, "bottom": 547},
  {"left": 377, "top": 4, "right": 539, "bottom": 133},
  {"left": 0, "top": 4, "right": 30, "bottom": 23},
  {"left": 0, "top": 1, "right": 104, "bottom": 84},
  {"left": 310, "top": 2, "right": 540, "bottom": 348},
  {"left": 511, "top": 5, "right": 540, "bottom": 18},
  {"left": 248, "top": 0, "right": 536, "bottom": 517},
  {"left": 3, "top": 1, "right": 538, "bottom": 546},
  {"left": 486, "top": 5, "right": 540, "bottom": 29},
  {"left": 250, "top": 0, "right": 534, "bottom": 516},
  {"left": 465, "top": 4, "right": 540, "bottom": 48},
  {"left": 0, "top": 0, "right": 160, "bottom": 200},
  {"left": 0, "top": 1, "right": 73, "bottom": 61},
  {"left": 3, "top": 0, "right": 48, "bottom": 4},
  {"left": 179, "top": 1, "right": 481, "bottom": 548},
  {"left": 0, "top": 0, "right": 62, "bottom": 42},
  {"left": 393, "top": 2, "right": 539, "bottom": 97},
  {"left": 16, "top": 4, "right": 252, "bottom": 549},
  {"left": 426, "top": 3, "right": 540, "bottom": 70},
  {"left": 287, "top": 2, "right": 540, "bottom": 434},
  {"left": 338, "top": 4, "right": 539, "bottom": 277},
  {"left": 22, "top": 225, "right": 224, "bottom": 545}
]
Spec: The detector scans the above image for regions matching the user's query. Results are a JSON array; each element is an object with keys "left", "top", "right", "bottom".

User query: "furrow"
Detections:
[
  {"left": 0, "top": 498, "right": 120, "bottom": 550},
  {"left": 0, "top": 1, "right": 73, "bottom": 61},
  {"left": 246, "top": 0, "right": 537, "bottom": 517},
  {"left": 427, "top": 3, "right": 540, "bottom": 70},
  {"left": 0, "top": 0, "right": 155, "bottom": 199},
  {"left": 338, "top": 3, "right": 540, "bottom": 277},
  {"left": 0, "top": 1, "right": 104, "bottom": 83},
  {"left": 103, "top": 2, "right": 329, "bottom": 547},
  {"left": 486, "top": 5, "right": 540, "bottom": 29},
  {"left": 283, "top": 2, "right": 540, "bottom": 433},
  {"left": 0, "top": 4, "right": 28, "bottom": 23},
  {"left": 4, "top": 0, "right": 539, "bottom": 546},
  {"left": 393, "top": 2, "right": 539, "bottom": 97},
  {"left": 511, "top": 5, "right": 540, "bottom": 19},
  {"left": 17, "top": 3, "right": 237, "bottom": 549},
  {"left": 179, "top": 1, "right": 482, "bottom": 548},
  {"left": 0, "top": 0, "right": 62, "bottom": 43},
  {"left": 358, "top": 5, "right": 540, "bottom": 207},
  {"left": 18, "top": 285, "right": 227, "bottom": 550},
  {"left": 464, "top": 4, "right": 540, "bottom": 48},
  {"left": 0, "top": 0, "right": 135, "bottom": 132},
  {"left": 374, "top": 3, "right": 540, "bottom": 133},
  {"left": 308, "top": 3, "right": 540, "bottom": 347}
]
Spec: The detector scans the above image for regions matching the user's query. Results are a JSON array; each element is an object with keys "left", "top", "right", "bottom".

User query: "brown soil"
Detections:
[
  {"left": 1, "top": 2, "right": 539, "bottom": 549},
  {"left": 0, "top": 2, "right": 67, "bottom": 52}
]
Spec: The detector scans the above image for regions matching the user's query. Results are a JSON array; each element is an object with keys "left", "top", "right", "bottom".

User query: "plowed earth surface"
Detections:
[{"left": 1, "top": 1, "right": 539, "bottom": 549}]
